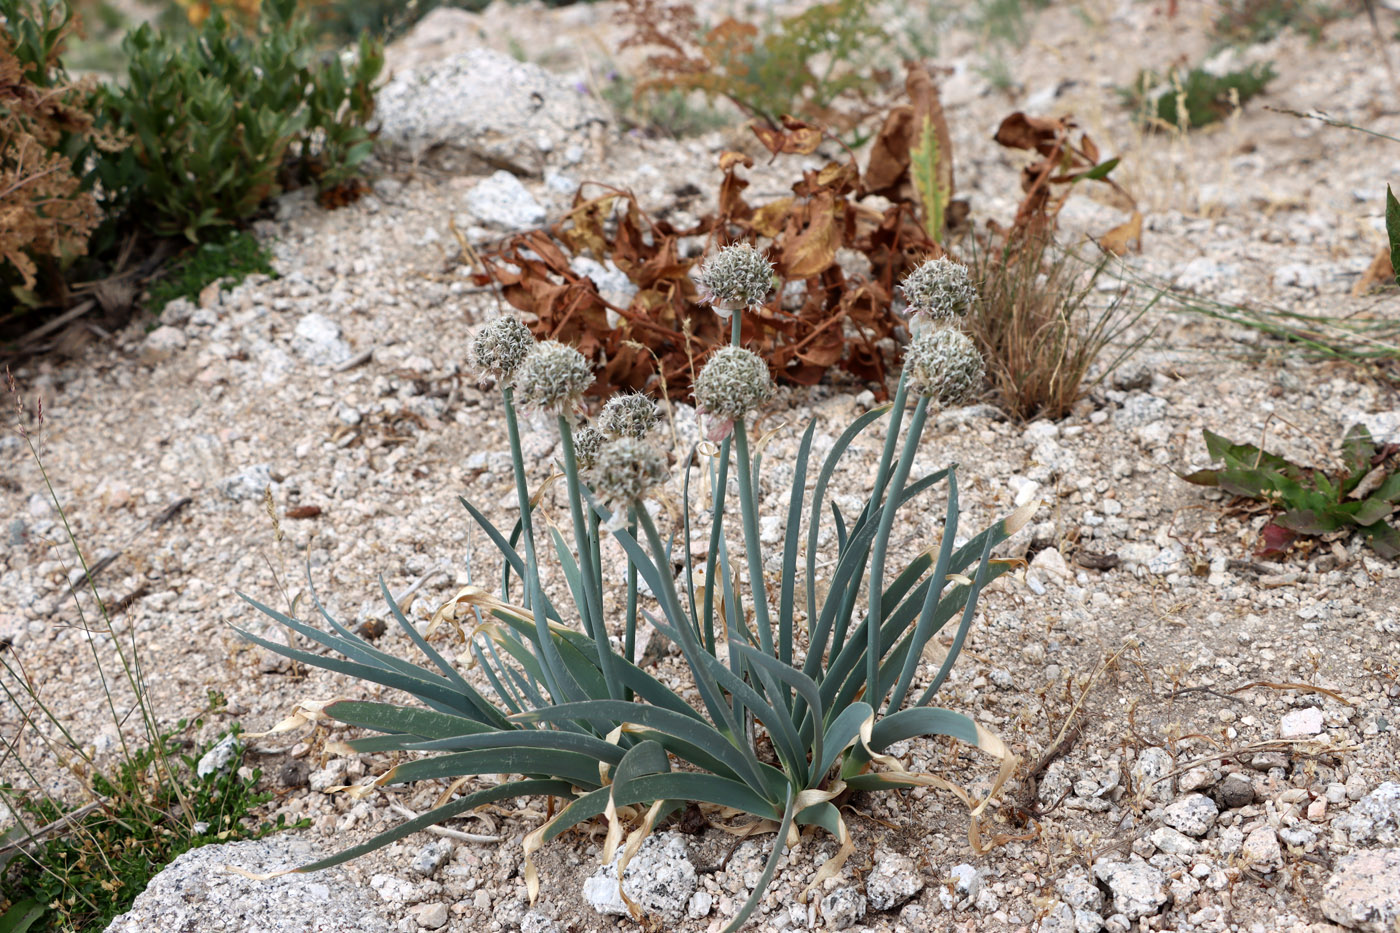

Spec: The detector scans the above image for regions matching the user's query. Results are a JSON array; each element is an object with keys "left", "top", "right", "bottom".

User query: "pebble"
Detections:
[
  {"left": 1132, "top": 747, "right": 1175, "bottom": 805},
  {"left": 292, "top": 313, "right": 354, "bottom": 367},
  {"left": 141, "top": 326, "right": 188, "bottom": 365},
  {"left": 217, "top": 463, "right": 275, "bottom": 502},
  {"left": 1162, "top": 794, "right": 1219, "bottom": 837},
  {"left": 1322, "top": 849, "right": 1400, "bottom": 933},
  {"left": 1336, "top": 782, "right": 1400, "bottom": 846},
  {"left": 465, "top": 170, "right": 547, "bottom": 231},
  {"left": 410, "top": 840, "right": 454, "bottom": 878},
  {"left": 1148, "top": 827, "right": 1199, "bottom": 857},
  {"left": 820, "top": 887, "right": 867, "bottom": 930},
  {"left": 1092, "top": 858, "right": 1170, "bottom": 920},
  {"left": 408, "top": 902, "right": 448, "bottom": 930},
  {"left": 1241, "top": 826, "right": 1283, "bottom": 873},
  {"left": 1280, "top": 707, "right": 1325, "bottom": 738},
  {"left": 581, "top": 832, "right": 696, "bottom": 921},
  {"left": 865, "top": 849, "right": 923, "bottom": 911},
  {"left": 195, "top": 733, "right": 241, "bottom": 778},
  {"left": 1217, "top": 771, "right": 1255, "bottom": 809}
]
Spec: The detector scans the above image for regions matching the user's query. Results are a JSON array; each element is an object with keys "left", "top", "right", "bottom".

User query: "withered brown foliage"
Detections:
[
  {"left": 480, "top": 68, "right": 956, "bottom": 403},
  {"left": 0, "top": 11, "right": 111, "bottom": 295},
  {"left": 614, "top": 0, "right": 888, "bottom": 140}
]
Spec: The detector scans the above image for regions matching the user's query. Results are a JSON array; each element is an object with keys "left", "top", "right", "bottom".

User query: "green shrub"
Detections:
[
  {"left": 107, "top": 0, "right": 383, "bottom": 242},
  {"left": 1121, "top": 62, "right": 1276, "bottom": 129},
  {"left": 239, "top": 267, "right": 1030, "bottom": 931}
]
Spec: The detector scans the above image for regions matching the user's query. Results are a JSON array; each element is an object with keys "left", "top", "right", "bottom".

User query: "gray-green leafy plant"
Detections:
[
  {"left": 238, "top": 268, "right": 1028, "bottom": 929},
  {"left": 109, "top": 0, "right": 383, "bottom": 242}
]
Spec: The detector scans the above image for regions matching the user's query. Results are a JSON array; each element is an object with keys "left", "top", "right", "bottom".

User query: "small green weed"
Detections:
[
  {"left": 1121, "top": 62, "right": 1276, "bottom": 129},
  {"left": 1180, "top": 425, "right": 1400, "bottom": 559},
  {"left": 0, "top": 722, "right": 303, "bottom": 933},
  {"left": 1212, "top": 0, "right": 1346, "bottom": 45},
  {"left": 596, "top": 72, "right": 732, "bottom": 138},
  {"left": 144, "top": 231, "right": 275, "bottom": 314}
]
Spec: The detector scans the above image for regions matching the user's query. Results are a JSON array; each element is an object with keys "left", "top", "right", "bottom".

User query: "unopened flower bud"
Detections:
[
  {"left": 513, "top": 341, "right": 594, "bottom": 411},
  {"left": 472, "top": 317, "right": 535, "bottom": 379},
  {"left": 598, "top": 392, "right": 658, "bottom": 439},
  {"left": 696, "top": 243, "right": 774, "bottom": 317},
  {"left": 694, "top": 346, "right": 773, "bottom": 421},
  {"left": 900, "top": 257, "right": 977, "bottom": 321},
  {"left": 903, "top": 327, "right": 984, "bottom": 407}
]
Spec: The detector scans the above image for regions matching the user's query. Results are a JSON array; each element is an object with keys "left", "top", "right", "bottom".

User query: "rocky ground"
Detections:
[{"left": 3, "top": 1, "right": 1400, "bottom": 932}]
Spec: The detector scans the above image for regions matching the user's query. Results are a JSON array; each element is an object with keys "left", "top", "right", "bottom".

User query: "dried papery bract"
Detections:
[{"left": 696, "top": 243, "right": 774, "bottom": 318}]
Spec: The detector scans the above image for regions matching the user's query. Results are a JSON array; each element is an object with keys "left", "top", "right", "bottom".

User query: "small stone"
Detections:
[
  {"left": 1178, "top": 766, "right": 1214, "bottom": 793},
  {"left": 292, "top": 313, "right": 353, "bottom": 367},
  {"left": 1217, "top": 771, "right": 1255, "bottom": 809},
  {"left": 1241, "top": 826, "right": 1283, "bottom": 873},
  {"left": 520, "top": 913, "right": 557, "bottom": 933},
  {"left": 1162, "top": 794, "right": 1218, "bottom": 837},
  {"left": 141, "top": 326, "right": 188, "bottom": 365},
  {"left": 195, "top": 734, "right": 240, "bottom": 778},
  {"left": 217, "top": 463, "right": 275, "bottom": 502},
  {"left": 1148, "top": 827, "right": 1199, "bottom": 857},
  {"left": 1321, "top": 849, "right": 1400, "bottom": 932},
  {"left": 1308, "top": 799, "right": 1328, "bottom": 821},
  {"left": 465, "top": 170, "right": 547, "bottom": 231},
  {"left": 1055, "top": 867, "right": 1104, "bottom": 913},
  {"left": 686, "top": 890, "right": 712, "bottom": 920},
  {"left": 1133, "top": 747, "right": 1174, "bottom": 804},
  {"left": 1031, "top": 547, "right": 1071, "bottom": 581},
  {"left": 866, "top": 849, "right": 923, "bottom": 911},
  {"left": 1336, "top": 782, "right": 1400, "bottom": 846},
  {"left": 582, "top": 832, "right": 696, "bottom": 921},
  {"left": 410, "top": 840, "right": 454, "bottom": 878},
  {"left": 1280, "top": 707, "right": 1325, "bottom": 738},
  {"left": 1092, "top": 858, "right": 1169, "bottom": 921},
  {"left": 820, "top": 887, "right": 866, "bottom": 930},
  {"left": 410, "top": 902, "right": 448, "bottom": 930},
  {"left": 1273, "top": 262, "right": 1323, "bottom": 291}
]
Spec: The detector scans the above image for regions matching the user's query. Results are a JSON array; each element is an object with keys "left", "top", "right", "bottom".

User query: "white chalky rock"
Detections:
[{"left": 582, "top": 832, "right": 696, "bottom": 921}]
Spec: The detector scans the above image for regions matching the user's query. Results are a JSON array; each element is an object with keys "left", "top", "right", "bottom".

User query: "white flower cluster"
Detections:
[
  {"left": 573, "top": 425, "right": 605, "bottom": 471},
  {"left": 513, "top": 341, "right": 594, "bottom": 411},
  {"left": 598, "top": 393, "right": 659, "bottom": 439},
  {"left": 900, "top": 257, "right": 977, "bottom": 337},
  {"left": 902, "top": 327, "right": 985, "bottom": 407},
  {"left": 593, "top": 436, "right": 668, "bottom": 508},
  {"left": 472, "top": 317, "right": 535, "bottom": 379},
  {"left": 694, "top": 346, "right": 773, "bottom": 420},
  {"left": 696, "top": 243, "right": 774, "bottom": 317},
  {"left": 897, "top": 258, "right": 985, "bottom": 406}
]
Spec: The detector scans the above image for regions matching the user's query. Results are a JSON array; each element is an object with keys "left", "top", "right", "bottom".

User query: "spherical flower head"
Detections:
[
  {"left": 903, "top": 327, "right": 985, "bottom": 407},
  {"left": 573, "top": 425, "right": 605, "bottom": 472},
  {"left": 694, "top": 346, "right": 773, "bottom": 424},
  {"left": 900, "top": 257, "right": 977, "bottom": 322},
  {"left": 598, "top": 392, "right": 658, "bottom": 439},
  {"left": 512, "top": 341, "right": 594, "bottom": 412},
  {"left": 472, "top": 317, "right": 535, "bottom": 380},
  {"left": 696, "top": 243, "right": 774, "bottom": 318},
  {"left": 593, "top": 437, "right": 667, "bottom": 509}
]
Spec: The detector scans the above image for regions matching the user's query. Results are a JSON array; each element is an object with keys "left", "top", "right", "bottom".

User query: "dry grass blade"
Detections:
[{"left": 964, "top": 235, "right": 1155, "bottom": 421}]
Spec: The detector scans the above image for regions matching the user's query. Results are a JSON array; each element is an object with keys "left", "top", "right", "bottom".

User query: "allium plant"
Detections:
[{"left": 237, "top": 281, "right": 1025, "bottom": 931}]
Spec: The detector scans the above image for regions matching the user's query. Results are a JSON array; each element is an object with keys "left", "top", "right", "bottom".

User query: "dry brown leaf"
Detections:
[
  {"left": 1352, "top": 246, "right": 1396, "bottom": 296},
  {"left": 1098, "top": 211, "right": 1143, "bottom": 255}
]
